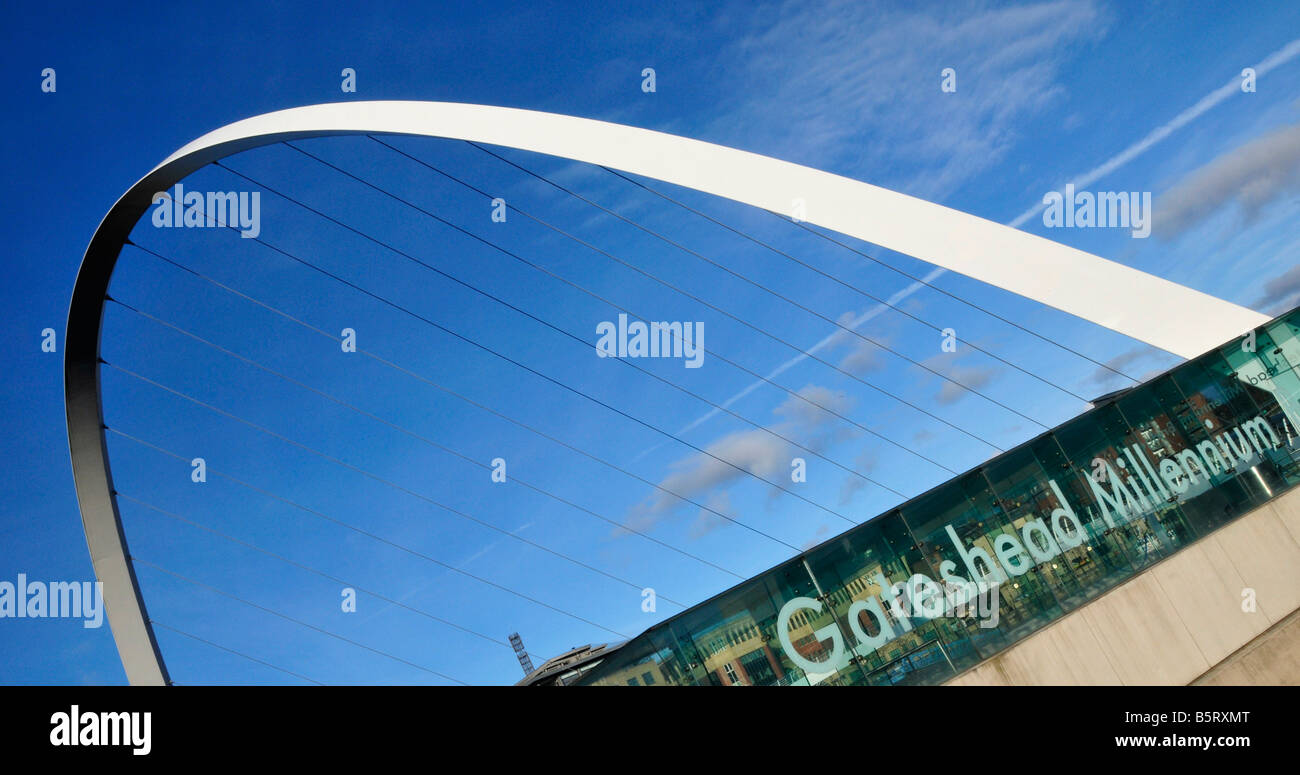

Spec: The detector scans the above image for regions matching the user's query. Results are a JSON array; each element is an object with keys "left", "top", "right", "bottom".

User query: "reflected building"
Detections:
[{"left": 532, "top": 307, "right": 1300, "bottom": 686}]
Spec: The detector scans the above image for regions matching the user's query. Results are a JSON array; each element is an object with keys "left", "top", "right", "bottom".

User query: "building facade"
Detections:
[{"left": 573, "top": 306, "right": 1300, "bottom": 686}]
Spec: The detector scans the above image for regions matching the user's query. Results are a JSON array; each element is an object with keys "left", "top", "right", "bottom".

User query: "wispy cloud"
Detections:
[
  {"left": 1156, "top": 122, "right": 1300, "bottom": 239},
  {"left": 1010, "top": 38, "right": 1300, "bottom": 227},
  {"left": 671, "top": 36, "right": 1300, "bottom": 446},
  {"left": 1255, "top": 264, "right": 1300, "bottom": 314},
  {"left": 919, "top": 352, "right": 999, "bottom": 406},
  {"left": 711, "top": 0, "right": 1107, "bottom": 198},
  {"left": 837, "top": 317, "right": 890, "bottom": 374},
  {"left": 802, "top": 523, "right": 832, "bottom": 551},
  {"left": 623, "top": 384, "right": 854, "bottom": 534},
  {"left": 674, "top": 301, "right": 912, "bottom": 436},
  {"left": 1086, "top": 347, "right": 1152, "bottom": 390},
  {"left": 688, "top": 492, "right": 735, "bottom": 539},
  {"left": 626, "top": 25, "right": 1300, "bottom": 544},
  {"left": 838, "top": 449, "right": 879, "bottom": 506}
]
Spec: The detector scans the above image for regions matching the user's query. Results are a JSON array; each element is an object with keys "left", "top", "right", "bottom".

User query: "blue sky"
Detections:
[{"left": 4, "top": 1, "right": 1300, "bottom": 685}]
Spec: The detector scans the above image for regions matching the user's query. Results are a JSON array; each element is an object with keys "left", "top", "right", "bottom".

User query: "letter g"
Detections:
[{"left": 776, "top": 596, "right": 844, "bottom": 676}]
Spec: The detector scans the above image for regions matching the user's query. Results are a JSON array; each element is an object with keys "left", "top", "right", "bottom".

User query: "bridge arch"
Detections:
[{"left": 66, "top": 101, "right": 1268, "bottom": 684}]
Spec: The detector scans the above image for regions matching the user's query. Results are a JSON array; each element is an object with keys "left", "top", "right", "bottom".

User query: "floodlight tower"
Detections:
[{"left": 509, "top": 633, "right": 535, "bottom": 677}]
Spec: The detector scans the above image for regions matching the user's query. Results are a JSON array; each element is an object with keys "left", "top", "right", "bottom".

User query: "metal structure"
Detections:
[
  {"left": 66, "top": 101, "right": 1271, "bottom": 685},
  {"left": 509, "top": 633, "right": 535, "bottom": 677}
]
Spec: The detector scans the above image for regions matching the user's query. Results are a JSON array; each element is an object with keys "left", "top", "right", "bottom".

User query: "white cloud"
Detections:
[
  {"left": 689, "top": 492, "right": 736, "bottom": 540},
  {"left": 920, "top": 352, "right": 999, "bottom": 406},
  {"left": 772, "top": 383, "right": 855, "bottom": 427},
  {"left": 621, "top": 425, "right": 793, "bottom": 534},
  {"left": 1157, "top": 123, "right": 1300, "bottom": 239},
  {"left": 622, "top": 384, "right": 855, "bottom": 534},
  {"left": 708, "top": 0, "right": 1107, "bottom": 198},
  {"left": 838, "top": 449, "right": 879, "bottom": 506},
  {"left": 1009, "top": 38, "right": 1300, "bottom": 227},
  {"left": 839, "top": 341, "right": 884, "bottom": 375},
  {"left": 1085, "top": 347, "right": 1152, "bottom": 389},
  {"left": 1255, "top": 263, "right": 1300, "bottom": 314}
]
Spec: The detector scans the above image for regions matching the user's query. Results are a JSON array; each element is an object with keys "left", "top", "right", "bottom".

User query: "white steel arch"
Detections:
[{"left": 68, "top": 101, "right": 1268, "bottom": 685}]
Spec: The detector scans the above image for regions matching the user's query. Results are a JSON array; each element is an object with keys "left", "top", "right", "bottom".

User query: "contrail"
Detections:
[
  {"left": 673, "top": 266, "right": 945, "bottom": 437},
  {"left": 665, "top": 38, "right": 1300, "bottom": 444},
  {"left": 1010, "top": 37, "right": 1300, "bottom": 227}
]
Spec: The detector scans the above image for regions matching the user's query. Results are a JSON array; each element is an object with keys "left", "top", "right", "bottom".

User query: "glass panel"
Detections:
[
  {"left": 1262, "top": 315, "right": 1300, "bottom": 437},
  {"left": 580, "top": 558, "right": 840, "bottom": 686},
  {"left": 1257, "top": 318, "right": 1300, "bottom": 483},
  {"left": 576, "top": 308, "right": 1300, "bottom": 686},
  {"left": 1169, "top": 351, "right": 1274, "bottom": 517},
  {"left": 1114, "top": 379, "right": 1206, "bottom": 546},
  {"left": 1217, "top": 325, "right": 1300, "bottom": 493},
  {"left": 983, "top": 443, "right": 1092, "bottom": 612},
  {"left": 1053, "top": 404, "right": 1171, "bottom": 573},
  {"left": 897, "top": 472, "right": 1063, "bottom": 663},
  {"left": 801, "top": 511, "right": 977, "bottom": 686},
  {"left": 1029, "top": 434, "right": 1136, "bottom": 598}
]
